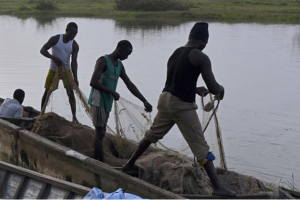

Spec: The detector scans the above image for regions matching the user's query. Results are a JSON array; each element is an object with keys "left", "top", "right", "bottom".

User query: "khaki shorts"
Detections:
[
  {"left": 44, "top": 69, "right": 73, "bottom": 89},
  {"left": 91, "top": 105, "right": 110, "bottom": 128},
  {"left": 145, "top": 92, "right": 210, "bottom": 163}
]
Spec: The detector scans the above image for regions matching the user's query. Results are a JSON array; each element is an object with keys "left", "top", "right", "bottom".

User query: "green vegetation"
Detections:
[
  {"left": 0, "top": 0, "right": 300, "bottom": 23},
  {"left": 33, "top": 0, "right": 57, "bottom": 11},
  {"left": 115, "top": 0, "right": 189, "bottom": 11}
]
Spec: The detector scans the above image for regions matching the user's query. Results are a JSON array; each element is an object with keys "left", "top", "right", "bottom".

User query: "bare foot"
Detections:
[
  {"left": 72, "top": 117, "right": 80, "bottom": 124},
  {"left": 212, "top": 187, "right": 236, "bottom": 197}
]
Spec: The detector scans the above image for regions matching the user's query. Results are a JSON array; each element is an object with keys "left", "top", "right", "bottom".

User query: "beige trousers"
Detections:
[{"left": 145, "top": 92, "right": 210, "bottom": 162}]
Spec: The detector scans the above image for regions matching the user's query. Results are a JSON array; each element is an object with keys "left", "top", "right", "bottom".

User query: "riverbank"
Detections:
[{"left": 0, "top": 0, "right": 300, "bottom": 23}]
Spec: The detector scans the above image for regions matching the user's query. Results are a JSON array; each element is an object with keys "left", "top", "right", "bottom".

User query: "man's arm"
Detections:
[
  {"left": 40, "top": 35, "right": 62, "bottom": 66},
  {"left": 71, "top": 40, "right": 79, "bottom": 86},
  {"left": 90, "top": 58, "right": 120, "bottom": 100},
  {"left": 120, "top": 66, "right": 152, "bottom": 112},
  {"left": 196, "top": 86, "right": 209, "bottom": 97},
  {"left": 189, "top": 49, "right": 224, "bottom": 99}
]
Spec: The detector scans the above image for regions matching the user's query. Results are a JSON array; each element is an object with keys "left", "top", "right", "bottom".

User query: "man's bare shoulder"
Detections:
[
  {"left": 189, "top": 49, "right": 210, "bottom": 66},
  {"left": 96, "top": 57, "right": 106, "bottom": 64},
  {"left": 48, "top": 34, "right": 60, "bottom": 45},
  {"left": 51, "top": 34, "right": 60, "bottom": 40},
  {"left": 73, "top": 40, "right": 79, "bottom": 48},
  {"left": 190, "top": 48, "right": 209, "bottom": 58},
  {"left": 95, "top": 57, "right": 107, "bottom": 71}
]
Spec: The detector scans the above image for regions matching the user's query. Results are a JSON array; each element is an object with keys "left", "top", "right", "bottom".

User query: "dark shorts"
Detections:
[{"left": 91, "top": 105, "right": 110, "bottom": 128}]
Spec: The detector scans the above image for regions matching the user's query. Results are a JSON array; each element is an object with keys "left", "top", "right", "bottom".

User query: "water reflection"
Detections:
[
  {"left": 118, "top": 20, "right": 191, "bottom": 39},
  {"left": 14, "top": 14, "right": 58, "bottom": 29},
  {"left": 12, "top": 14, "right": 190, "bottom": 32},
  {"left": 115, "top": 18, "right": 185, "bottom": 30}
]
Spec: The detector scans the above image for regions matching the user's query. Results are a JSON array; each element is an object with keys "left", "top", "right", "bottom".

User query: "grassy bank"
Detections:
[{"left": 0, "top": 0, "right": 300, "bottom": 23}]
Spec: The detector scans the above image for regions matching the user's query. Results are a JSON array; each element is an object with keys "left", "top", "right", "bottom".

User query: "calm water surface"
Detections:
[{"left": 0, "top": 16, "right": 299, "bottom": 188}]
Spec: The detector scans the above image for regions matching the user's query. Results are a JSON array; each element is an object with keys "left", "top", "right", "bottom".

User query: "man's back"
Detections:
[
  {"left": 0, "top": 98, "right": 23, "bottom": 118},
  {"left": 163, "top": 47, "right": 201, "bottom": 103}
]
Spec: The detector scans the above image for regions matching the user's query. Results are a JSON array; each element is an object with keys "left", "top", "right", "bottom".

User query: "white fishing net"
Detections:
[
  {"left": 41, "top": 67, "right": 226, "bottom": 169},
  {"left": 111, "top": 95, "right": 227, "bottom": 169}
]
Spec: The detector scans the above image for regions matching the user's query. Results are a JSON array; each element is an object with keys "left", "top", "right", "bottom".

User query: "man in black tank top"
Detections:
[{"left": 123, "top": 22, "right": 236, "bottom": 197}]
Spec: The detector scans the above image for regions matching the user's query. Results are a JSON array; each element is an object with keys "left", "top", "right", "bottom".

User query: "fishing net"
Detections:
[
  {"left": 33, "top": 67, "right": 282, "bottom": 196},
  {"left": 39, "top": 65, "right": 226, "bottom": 170},
  {"left": 32, "top": 112, "right": 279, "bottom": 196},
  {"left": 111, "top": 94, "right": 227, "bottom": 170}
]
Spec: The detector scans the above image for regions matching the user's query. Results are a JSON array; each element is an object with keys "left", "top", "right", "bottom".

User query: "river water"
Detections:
[{"left": 0, "top": 15, "right": 299, "bottom": 188}]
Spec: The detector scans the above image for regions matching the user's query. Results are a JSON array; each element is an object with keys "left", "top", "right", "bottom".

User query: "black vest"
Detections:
[{"left": 163, "top": 47, "right": 201, "bottom": 103}]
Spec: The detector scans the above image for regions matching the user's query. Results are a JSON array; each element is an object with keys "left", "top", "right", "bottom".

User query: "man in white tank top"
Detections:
[{"left": 40, "top": 22, "right": 79, "bottom": 123}]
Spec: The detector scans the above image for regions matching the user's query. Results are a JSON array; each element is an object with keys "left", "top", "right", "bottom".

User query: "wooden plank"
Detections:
[
  {"left": 36, "top": 182, "right": 46, "bottom": 199},
  {"left": 0, "top": 170, "right": 7, "bottom": 190},
  {"left": 84, "top": 158, "right": 184, "bottom": 199},
  {"left": 0, "top": 116, "right": 35, "bottom": 123},
  {"left": 37, "top": 183, "right": 51, "bottom": 199},
  {"left": 17, "top": 129, "right": 70, "bottom": 156},
  {"left": 63, "top": 191, "right": 74, "bottom": 199},
  {"left": 0, "top": 161, "right": 90, "bottom": 195},
  {"left": 13, "top": 176, "right": 26, "bottom": 199},
  {"left": 19, "top": 178, "right": 44, "bottom": 199},
  {"left": 0, "top": 118, "right": 19, "bottom": 130},
  {"left": 0, "top": 170, "right": 8, "bottom": 197},
  {"left": 0, "top": 172, "right": 22, "bottom": 199},
  {"left": 47, "top": 186, "right": 69, "bottom": 199}
]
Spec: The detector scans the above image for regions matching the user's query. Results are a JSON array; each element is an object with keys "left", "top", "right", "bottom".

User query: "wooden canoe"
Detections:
[
  {"left": 0, "top": 97, "right": 183, "bottom": 199},
  {"left": 1, "top": 97, "right": 298, "bottom": 199},
  {"left": 0, "top": 160, "right": 90, "bottom": 199}
]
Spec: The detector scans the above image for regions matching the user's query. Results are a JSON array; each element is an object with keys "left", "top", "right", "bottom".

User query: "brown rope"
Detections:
[
  {"left": 209, "top": 94, "right": 227, "bottom": 171},
  {"left": 38, "top": 65, "right": 116, "bottom": 133},
  {"left": 190, "top": 94, "right": 228, "bottom": 171},
  {"left": 40, "top": 66, "right": 63, "bottom": 115}
]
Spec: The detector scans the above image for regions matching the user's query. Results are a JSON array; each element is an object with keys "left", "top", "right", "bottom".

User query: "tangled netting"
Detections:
[
  {"left": 40, "top": 66, "right": 227, "bottom": 170},
  {"left": 36, "top": 66, "right": 280, "bottom": 196},
  {"left": 32, "top": 112, "right": 279, "bottom": 196}
]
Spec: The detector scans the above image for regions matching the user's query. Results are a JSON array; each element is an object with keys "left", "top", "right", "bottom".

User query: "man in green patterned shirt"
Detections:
[{"left": 89, "top": 40, "right": 152, "bottom": 162}]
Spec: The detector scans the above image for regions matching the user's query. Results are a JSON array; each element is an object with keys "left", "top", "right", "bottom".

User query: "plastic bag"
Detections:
[{"left": 84, "top": 187, "right": 142, "bottom": 199}]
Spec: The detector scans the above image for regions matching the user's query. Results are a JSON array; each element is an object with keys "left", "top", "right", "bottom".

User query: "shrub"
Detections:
[
  {"left": 115, "top": 0, "right": 190, "bottom": 12},
  {"left": 33, "top": 0, "right": 57, "bottom": 11}
]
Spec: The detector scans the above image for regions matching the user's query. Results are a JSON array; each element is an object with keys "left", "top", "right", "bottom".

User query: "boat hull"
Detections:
[{"left": 0, "top": 118, "right": 182, "bottom": 199}]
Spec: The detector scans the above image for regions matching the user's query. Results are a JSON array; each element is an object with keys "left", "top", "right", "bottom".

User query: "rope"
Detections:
[
  {"left": 197, "top": 94, "right": 227, "bottom": 171},
  {"left": 180, "top": 93, "right": 227, "bottom": 171},
  {"left": 209, "top": 94, "right": 227, "bottom": 171},
  {"left": 201, "top": 96, "right": 220, "bottom": 133},
  {"left": 180, "top": 95, "right": 220, "bottom": 153},
  {"left": 38, "top": 65, "right": 116, "bottom": 133}
]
